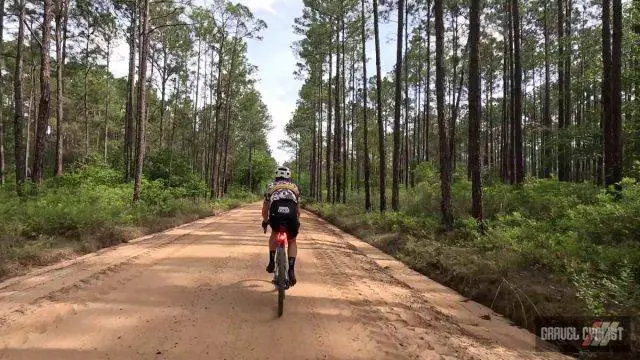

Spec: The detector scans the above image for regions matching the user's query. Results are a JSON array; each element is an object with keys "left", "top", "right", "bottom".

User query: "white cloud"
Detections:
[{"left": 238, "top": 0, "right": 288, "bottom": 14}]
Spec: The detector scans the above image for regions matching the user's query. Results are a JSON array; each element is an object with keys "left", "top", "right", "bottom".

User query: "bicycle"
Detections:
[
  {"left": 273, "top": 227, "right": 290, "bottom": 317},
  {"left": 264, "top": 223, "right": 290, "bottom": 317}
]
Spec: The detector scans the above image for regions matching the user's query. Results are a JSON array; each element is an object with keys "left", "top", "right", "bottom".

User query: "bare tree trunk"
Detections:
[
  {"left": 435, "top": 0, "right": 453, "bottom": 230},
  {"left": 392, "top": 0, "right": 404, "bottom": 211},
  {"left": 326, "top": 48, "right": 333, "bottom": 203},
  {"left": 83, "top": 21, "right": 91, "bottom": 156},
  {"left": 603, "top": 0, "right": 623, "bottom": 187},
  {"left": 0, "top": 0, "right": 5, "bottom": 185},
  {"left": 501, "top": 12, "right": 509, "bottom": 183},
  {"left": 192, "top": 40, "right": 202, "bottom": 169},
  {"left": 159, "top": 40, "right": 168, "bottom": 148},
  {"left": 133, "top": 0, "right": 150, "bottom": 202},
  {"left": 317, "top": 78, "right": 323, "bottom": 201},
  {"left": 220, "top": 38, "right": 240, "bottom": 198},
  {"left": 373, "top": 0, "right": 386, "bottom": 212},
  {"left": 557, "top": 0, "right": 568, "bottom": 181},
  {"left": 542, "top": 1, "right": 552, "bottom": 178},
  {"left": 361, "top": 0, "right": 371, "bottom": 211},
  {"left": 104, "top": 40, "right": 111, "bottom": 162},
  {"left": 565, "top": 0, "right": 573, "bottom": 180},
  {"left": 124, "top": 1, "right": 136, "bottom": 180},
  {"left": 27, "top": 50, "right": 37, "bottom": 181},
  {"left": 512, "top": 0, "right": 524, "bottom": 184},
  {"left": 333, "top": 24, "right": 341, "bottom": 204},
  {"left": 211, "top": 35, "right": 226, "bottom": 198},
  {"left": 340, "top": 17, "right": 347, "bottom": 204},
  {"left": 54, "top": 0, "right": 68, "bottom": 176},
  {"left": 32, "top": 0, "right": 53, "bottom": 184},
  {"left": 14, "top": 0, "right": 27, "bottom": 195},
  {"left": 424, "top": 0, "right": 432, "bottom": 162},
  {"left": 469, "top": 0, "right": 483, "bottom": 221},
  {"left": 403, "top": 0, "right": 410, "bottom": 188}
]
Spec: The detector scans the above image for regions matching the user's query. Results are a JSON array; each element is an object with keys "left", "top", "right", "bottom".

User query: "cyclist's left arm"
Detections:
[
  {"left": 295, "top": 184, "right": 301, "bottom": 217},
  {"left": 262, "top": 199, "right": 269, "bottom": 223}
]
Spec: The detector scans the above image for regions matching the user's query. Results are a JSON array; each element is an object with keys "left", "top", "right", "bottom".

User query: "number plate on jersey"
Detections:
[{"left": 278, "top": 206, "right": 290, "bottom": 214}]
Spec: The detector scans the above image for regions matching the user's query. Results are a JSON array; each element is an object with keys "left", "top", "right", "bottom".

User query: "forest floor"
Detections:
[{"left": 0, "top": 203, "right": 568, "bottom": 359}]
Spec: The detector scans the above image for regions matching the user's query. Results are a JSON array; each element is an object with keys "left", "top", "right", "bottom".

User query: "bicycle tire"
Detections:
[
  {"left": 276, "top": 247, "right": 287, "bottom": 317},
  {"left": 278, "top": 288, "right": 285, "bottom": 317}
]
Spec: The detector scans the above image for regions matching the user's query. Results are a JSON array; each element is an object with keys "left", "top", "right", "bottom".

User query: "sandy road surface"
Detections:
[{"left": 0, "top": 204, "right": 569, "bottom": 360}]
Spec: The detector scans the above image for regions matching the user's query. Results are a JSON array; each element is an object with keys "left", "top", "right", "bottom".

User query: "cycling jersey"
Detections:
[{"left": 264, "top": 180, "right": 301, "bottom": 204}]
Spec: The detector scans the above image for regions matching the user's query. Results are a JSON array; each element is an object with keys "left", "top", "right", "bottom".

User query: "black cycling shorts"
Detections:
[{"left": 269, "top": 200, "right": 300, "bottom": 240}]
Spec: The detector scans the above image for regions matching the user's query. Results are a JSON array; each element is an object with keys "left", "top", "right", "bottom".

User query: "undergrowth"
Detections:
[
  {"left": 305, "top": 164, "right": 640, "bottom": 328},
  {"left": 0, "top": 163, "right": 259, "bottom": 280}
]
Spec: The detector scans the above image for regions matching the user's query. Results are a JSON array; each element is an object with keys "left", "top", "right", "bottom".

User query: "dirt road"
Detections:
[{"left": 0, "top": 204, "right": 568, "bottom": 360}]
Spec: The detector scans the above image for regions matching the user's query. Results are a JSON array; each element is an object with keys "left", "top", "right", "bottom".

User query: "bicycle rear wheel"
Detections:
[{"left": 276, "top": 247, "right": 287, "bottom": 317}]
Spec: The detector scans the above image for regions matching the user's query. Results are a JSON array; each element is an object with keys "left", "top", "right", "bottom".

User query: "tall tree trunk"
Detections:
[
  {"left": 512, "top": 0, "right": 523, "bottom": 184},
  {"left": 361, "top": 0, "right": 371, "bottom": 211},
  {"left": 221, "top": 38, "right": 240, "bottom": 198},
  {"left": 14, "top": 0, "right": 26, "bottom": 195},
  {"left": 104, "top": 40, "right": 111, "bottom": 162},
  {"left": 373, "top": 0, "right": 386, "bottom": 212},
  {"left": 326, "top": 47, "right": 333, "bottom": 203},
  {"left": 26, "top": 63, "right": 35, "bottom": 180},
  {"left": 159, "top": 42, "right": 168, "bottom": 149},
  {"left": 435, "top": 0, "right": 453, "bottom": 230},
  {"left": 403, "top": 0, "right": 410, "bottom": 188},
  {"left": 32, "top": 0, "right": 53, "bottom": 184},
  {"left": 0, "top": 0, "right": 5, "bottom": 185},
  {"left": 192, "top": 40, "right": 202, "bottom": 169},
  {"left": 557, "top": 0, "right": 568, "bottom": 181},
  {"left": 211, "top": 35, "right": 226, "bottom": 198},
  {"left": 508, "top": 2, "right": 515, "bottom": 184},
  {"left": 392, "top": 0, "right": 404, "bottom": 211},
  {"left": 333, "top": 23, "right": 341, "bottom": 204},
  {"left": 501, "top": 11, "right": 509, "bottom": 183},
  {"left": 133, "top": 0, "right": 150, "bottom": 202},
  {"left": 424, "top": 0, "right": 432, "bottom": 162},
  {"left": 124, "top": 1, "right": 136, "bottom": 181},
  {"left": 83, "top": 21, "right": 91, "bottom": 156},
  {"left": 469, "top": 0, "right": 483, "bottom": 221},
  {"left": 310, "top": 67, "right": 318, "bottom": 199},
  {"left": 317, "top": 78, "right": 323, "bottom": 201},
  {"left": 603, "top": 0, "right": 622, "bottom": 187},
  {"left": 564, "top": 0, "right": 572, "bottom": 180},
  {"left": 341, "top": 17, "right": 347, "bottom": 204},
  {"left": 54, "top": 0, "right": 68, "bottom": 176},
  {"left": 542, "top": 1, "right": 552, "bottom": 178}
]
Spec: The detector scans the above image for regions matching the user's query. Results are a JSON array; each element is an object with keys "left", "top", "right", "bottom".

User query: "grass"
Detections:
[
  {"left": 0, "top": 164, "right": 260, "bottom": 281},
  {"left": 304, "top": 164, "right": 640, "bottom": 333}
]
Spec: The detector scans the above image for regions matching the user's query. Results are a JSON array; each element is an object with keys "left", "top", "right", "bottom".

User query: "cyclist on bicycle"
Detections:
[{"left": 261, "top": 166, "right": 301, "bottom": 286}]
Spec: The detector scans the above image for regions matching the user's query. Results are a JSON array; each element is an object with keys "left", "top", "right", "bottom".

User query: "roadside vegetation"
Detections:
[
  {"left": 289, "top": 0, "right": 639, "bottom": 349},
  {"left": 0, "top": 159, "right": 260, "bottom": 281},
  {"left": 305, "top": 164, "right": 640, "bottom": 331},
  {"left": 0, "top": 1, "right": 274, "bottom": 280}
]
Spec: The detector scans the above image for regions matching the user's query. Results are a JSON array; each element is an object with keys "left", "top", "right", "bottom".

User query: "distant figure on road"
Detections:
[{"left": 261, "top": 166, "right": 301, "bottom": 286}]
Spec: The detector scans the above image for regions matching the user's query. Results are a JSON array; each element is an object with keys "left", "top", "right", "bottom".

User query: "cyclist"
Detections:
[{"left": 261, "top": 166, "right": 301, "bottom": 286}]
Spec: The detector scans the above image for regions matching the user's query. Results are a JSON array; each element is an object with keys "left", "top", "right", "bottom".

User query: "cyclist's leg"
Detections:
[
  {"left": 267, "top": 200, "right": 285, "bottom": 273},
  {"left": 286, "top": 206, "right": 301, "bottom": 285}
]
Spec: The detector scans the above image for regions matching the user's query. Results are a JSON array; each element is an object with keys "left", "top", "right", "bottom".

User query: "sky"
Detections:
[{"left": 110, "top": 0, "right": 398, "bottom": 165}]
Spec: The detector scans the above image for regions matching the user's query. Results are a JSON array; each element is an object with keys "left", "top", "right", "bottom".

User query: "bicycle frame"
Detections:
[
  {"left": 275, "top": 227, "right": 288, "bottom": 248},
  {"left": 273, "top": 228, "right": 289, "bottom": 284}
]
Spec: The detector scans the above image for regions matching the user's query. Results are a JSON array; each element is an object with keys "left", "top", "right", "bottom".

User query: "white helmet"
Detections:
[{"left": 275, "top": 166, "right": 291, "bottom": 180}]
